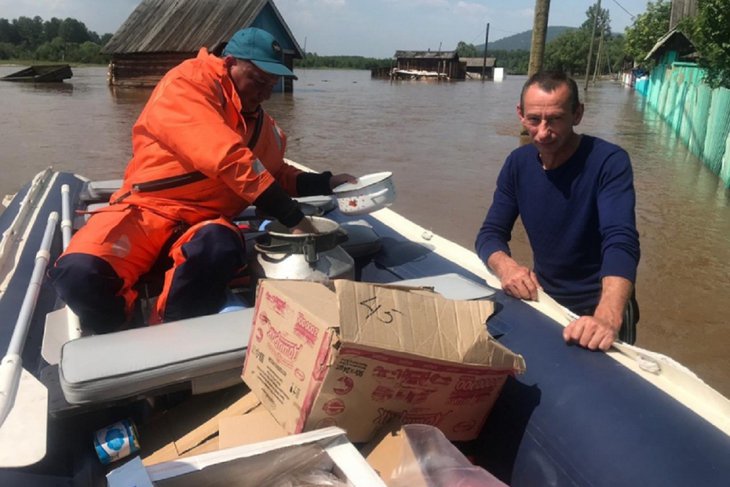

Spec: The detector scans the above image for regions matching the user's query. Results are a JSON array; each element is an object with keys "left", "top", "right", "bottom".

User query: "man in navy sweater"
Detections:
[{"left": 475, "top": 71, "right": 640, "bottom": 351}]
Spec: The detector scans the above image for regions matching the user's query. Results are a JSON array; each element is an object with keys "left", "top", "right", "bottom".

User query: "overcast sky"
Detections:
[{"left": 1, "top": 0, "right": 649, "bottom": 58}]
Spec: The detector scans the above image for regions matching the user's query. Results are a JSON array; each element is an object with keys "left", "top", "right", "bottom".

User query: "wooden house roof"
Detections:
[
  {"left": 645, "top": 28, "right": 695, "bottom": 61},
  {"left": 103, "top": 0, "right": 303, "bottom": 58},
  {"left": 394, "top": 50, "right": 459, "bottom": 60},
  {"left": 460, "top": 57, "right": 497, "bottom": 68}
]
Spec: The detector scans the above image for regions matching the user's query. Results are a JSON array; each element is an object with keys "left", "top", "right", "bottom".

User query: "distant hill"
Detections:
[{"left": 481, "top": 26, "right": 575, "bottom": 51}]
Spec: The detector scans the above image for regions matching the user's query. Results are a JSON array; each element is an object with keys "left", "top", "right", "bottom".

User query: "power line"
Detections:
[
  {"left": 468, "top": 28, "right": 485, "bottom": 45},
  {"left": 467, "top": 25, "right": 525, "bottom": 46},
  {"left": 488, "top": 27, "right": 526, "bottom": 37},
  {"left": 612, "top": 0, "right": 636, "bottom": 20}
]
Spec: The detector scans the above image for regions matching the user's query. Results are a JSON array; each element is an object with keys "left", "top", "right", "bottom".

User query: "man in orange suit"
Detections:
[{"left": 51, "top": 27, "right": 353, "bottom": 333}]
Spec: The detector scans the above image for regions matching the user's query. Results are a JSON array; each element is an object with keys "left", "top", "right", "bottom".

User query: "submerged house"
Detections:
[
  {"left": 460, "top": 57, "right": 497, "bottom": 80},
  {"left": 103, "top": 0, "right": 304, "bottom": 91},
  {"left": 391, "top": 50, "right": 465, "bottom": 80},
  {"left": 639, "top": 28, "right": 696, "bottom": 95},
  {"left": 624, "top": 28, "right": 696, "bottom": 92}
]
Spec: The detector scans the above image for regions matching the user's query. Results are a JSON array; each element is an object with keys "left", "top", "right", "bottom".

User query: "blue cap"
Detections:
[{"left": 222, "top": 27, "right": 297, "bottom": 79}]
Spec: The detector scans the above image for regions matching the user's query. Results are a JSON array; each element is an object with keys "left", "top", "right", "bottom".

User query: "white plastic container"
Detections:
[{"left": 332, "top": 172, "right": 395, "bottom": 215}]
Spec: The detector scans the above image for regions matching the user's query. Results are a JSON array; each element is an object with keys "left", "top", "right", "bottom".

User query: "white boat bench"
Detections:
[{"left": 58, "top": 308, "right": 253, "bottom": 405}]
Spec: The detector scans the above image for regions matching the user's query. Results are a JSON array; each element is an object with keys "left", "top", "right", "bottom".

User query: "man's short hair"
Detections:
[{"left": 520, "top": 71, "right": 581, "bottom": 113}]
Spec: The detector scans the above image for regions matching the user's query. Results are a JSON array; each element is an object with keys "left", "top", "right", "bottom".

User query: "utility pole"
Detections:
[
  {"left": 605, "top": 37, "right": 613, "bottom": 77},
  {"left": 584, "top": 0, "right": 601, "bottom": 91},
  {"left": 523, "top": 0, "right": 550, "bottom": 135},
  {"left": 527, "top": 0, "right": 550, "bottom": 77},
  {"left": 592, "top": 26, "right": 604, "bottom": 83},
  {"left": 481, "top": 22, "right": 490, "bottom": 82}
]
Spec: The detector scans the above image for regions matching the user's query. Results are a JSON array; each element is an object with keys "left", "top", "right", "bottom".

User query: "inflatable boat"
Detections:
[{"left": 1, "top": 167, "right": 729, "bottom": 486}]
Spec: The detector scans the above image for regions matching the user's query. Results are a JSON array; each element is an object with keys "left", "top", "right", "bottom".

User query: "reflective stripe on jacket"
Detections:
[{"left": 110, "top": 48, "right": 302, "bottom": 225}]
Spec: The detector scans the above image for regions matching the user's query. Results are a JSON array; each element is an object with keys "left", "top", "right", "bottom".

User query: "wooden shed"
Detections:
[
  {"left": 103, "top": 0, "right": 304, "bottom": 91},
  {"left": 392, "top": 50, "right": 465, "bottom": 80},
  {"left": 644, "top": 29, "right": 696, "bottom": 65},
  {"left": 460, "top": 57, "right": 497, "bottom": 80}
]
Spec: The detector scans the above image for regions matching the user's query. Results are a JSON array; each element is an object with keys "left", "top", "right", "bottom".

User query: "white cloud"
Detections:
[
  {"left": 455, "top": 1, "right": 488, "bottom": 17},
  {"left": 514, "top": 7, "right": 536, "bottom": 20}
]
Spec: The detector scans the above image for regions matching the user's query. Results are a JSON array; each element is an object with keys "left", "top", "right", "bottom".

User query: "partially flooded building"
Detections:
[
  {"left": 460, "top": 57, "right": 498, "bottom": 80},
  {"left": 103, "top": 0, "right": 303, "bottom": 91},
  {"left": 391, "top": 51, "right": 466, "bottom": 80}
]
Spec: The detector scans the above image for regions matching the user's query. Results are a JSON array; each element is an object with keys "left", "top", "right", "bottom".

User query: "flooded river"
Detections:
[{"left": 1, "top": 66, "right": 729, "bottom": 396}]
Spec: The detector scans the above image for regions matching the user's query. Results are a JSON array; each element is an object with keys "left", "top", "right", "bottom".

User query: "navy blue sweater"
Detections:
[{"left": 475, "top": 135, "right": 640, "bottom": 312}]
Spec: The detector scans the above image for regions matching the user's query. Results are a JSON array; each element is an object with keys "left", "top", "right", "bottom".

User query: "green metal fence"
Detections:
[{"left": 642, "top": 60, "right": 730, "bottom": 187}]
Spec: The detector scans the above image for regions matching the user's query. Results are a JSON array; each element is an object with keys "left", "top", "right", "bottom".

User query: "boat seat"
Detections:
[
  {"left": 80, "top": 179, "right": 123, "bottom": 202},
  {"left": 58, "top": 308, "right": 253, "bottom": 405}
]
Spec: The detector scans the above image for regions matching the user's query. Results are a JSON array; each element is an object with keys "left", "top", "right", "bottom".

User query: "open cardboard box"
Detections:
[
  {"left": 136, "top": 385, "right": 260, "bottom": 466},
  {"left": 243, "top": 279, "right": 525, "bottom": 442},
  {"left": 108, "top": 427, "right": 386, "bottom": 487},
  {"left": 136, "top": 385, "right": 292, "bottom": 467}
]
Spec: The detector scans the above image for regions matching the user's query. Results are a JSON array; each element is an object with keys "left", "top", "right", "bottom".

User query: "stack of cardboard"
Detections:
[
  {"left": 109, "top": 279, "right": 525, "bottom": 486},
  {"left": 242, "top": 279, "right": 525, "bottom": 442},
  {"left": 135, "top": 385, "right": 279, "bottom": 466}
]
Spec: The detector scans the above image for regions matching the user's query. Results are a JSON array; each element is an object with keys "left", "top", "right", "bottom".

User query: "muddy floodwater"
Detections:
[{"left": 1, "top": 66, "right": 729, "bottom": 396}]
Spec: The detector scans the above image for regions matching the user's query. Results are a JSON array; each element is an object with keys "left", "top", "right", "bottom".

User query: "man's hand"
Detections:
[
  {"left": 290, "top": 217, "right": 317, "bottom": 235},
  {"left": 329, "top": 173, "right": 357, "bottom": 189},
  {"left": 487, "top": 251, "right": 540, "bottom": 301},
  {"left": 563, "top": 276, "right": 631, "bottom": 351},
  {"left": 563, "top": 315, "right": 620, "bottom": 351}
]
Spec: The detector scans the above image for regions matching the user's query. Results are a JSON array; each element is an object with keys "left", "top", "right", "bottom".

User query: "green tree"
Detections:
[
  {"left": 0, "top": 41, "right": 18, "bottom": 59},
  {"left": 491, "top": 49, "right": 529, "bottom": 74},
  {"left": 581, "top": 3, "right": 611, "bottom": 35},
  {"left": 455, "top": 41, "right": 478, "bottom": 57},
  {"left": 624, "top": 0, "right": 671, "bottom": 68},
  {"left": 77, "top": 41, "right": 103, "bottom": 63},
  {"left": 683, "top": 0, "right": 730, "bottom": 89},
  {"left": 544, "top": 29, "right": 590, "bottom": 74},
  {"left": 35, "top": 37, "right": 66, "bottom": 61},
  {"left": 0, "top": 15, "right": 111, "bottom": 63},
  {"left": 543, "top": 4, "right": 618, "bottom": 77},
  {"left": 295, "top": 53, "right": 392, "bottom": 70},
  {"left": 0, "top": 18, "right": 20, "bottom": 44},
  {"left": 43, "top": 17, "right": 62, "bottom": 42},
  {"left": 13, "top": 16, "right": 44, "bottom": 49},
  {"left": 604, "top": 34, "right": 627, "bottom": 74},
  {"left": 58, "top": 17, "right": 91, "bottom": 44}
]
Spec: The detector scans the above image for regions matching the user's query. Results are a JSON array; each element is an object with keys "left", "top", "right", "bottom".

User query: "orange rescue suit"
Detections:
[
  {"left": 61, "top": 48, "right": 303, "bottom": 321},
  {"left": 112, "top": 47, "right": 303, "bottom": 223}
]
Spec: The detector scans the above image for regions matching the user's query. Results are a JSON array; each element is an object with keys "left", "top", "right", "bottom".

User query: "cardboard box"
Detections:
[
  {"left": 218, "top": 406, "right": 288, "bottom": 449},
  {"left": 242, "top": 279, "right": 525, "bottom": 442},
  {"left": 136, "top": 384, "right": 260, "bottom": 466},
  {"left": 108, "top": 427, "right": 386, "bottom": 487}
]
